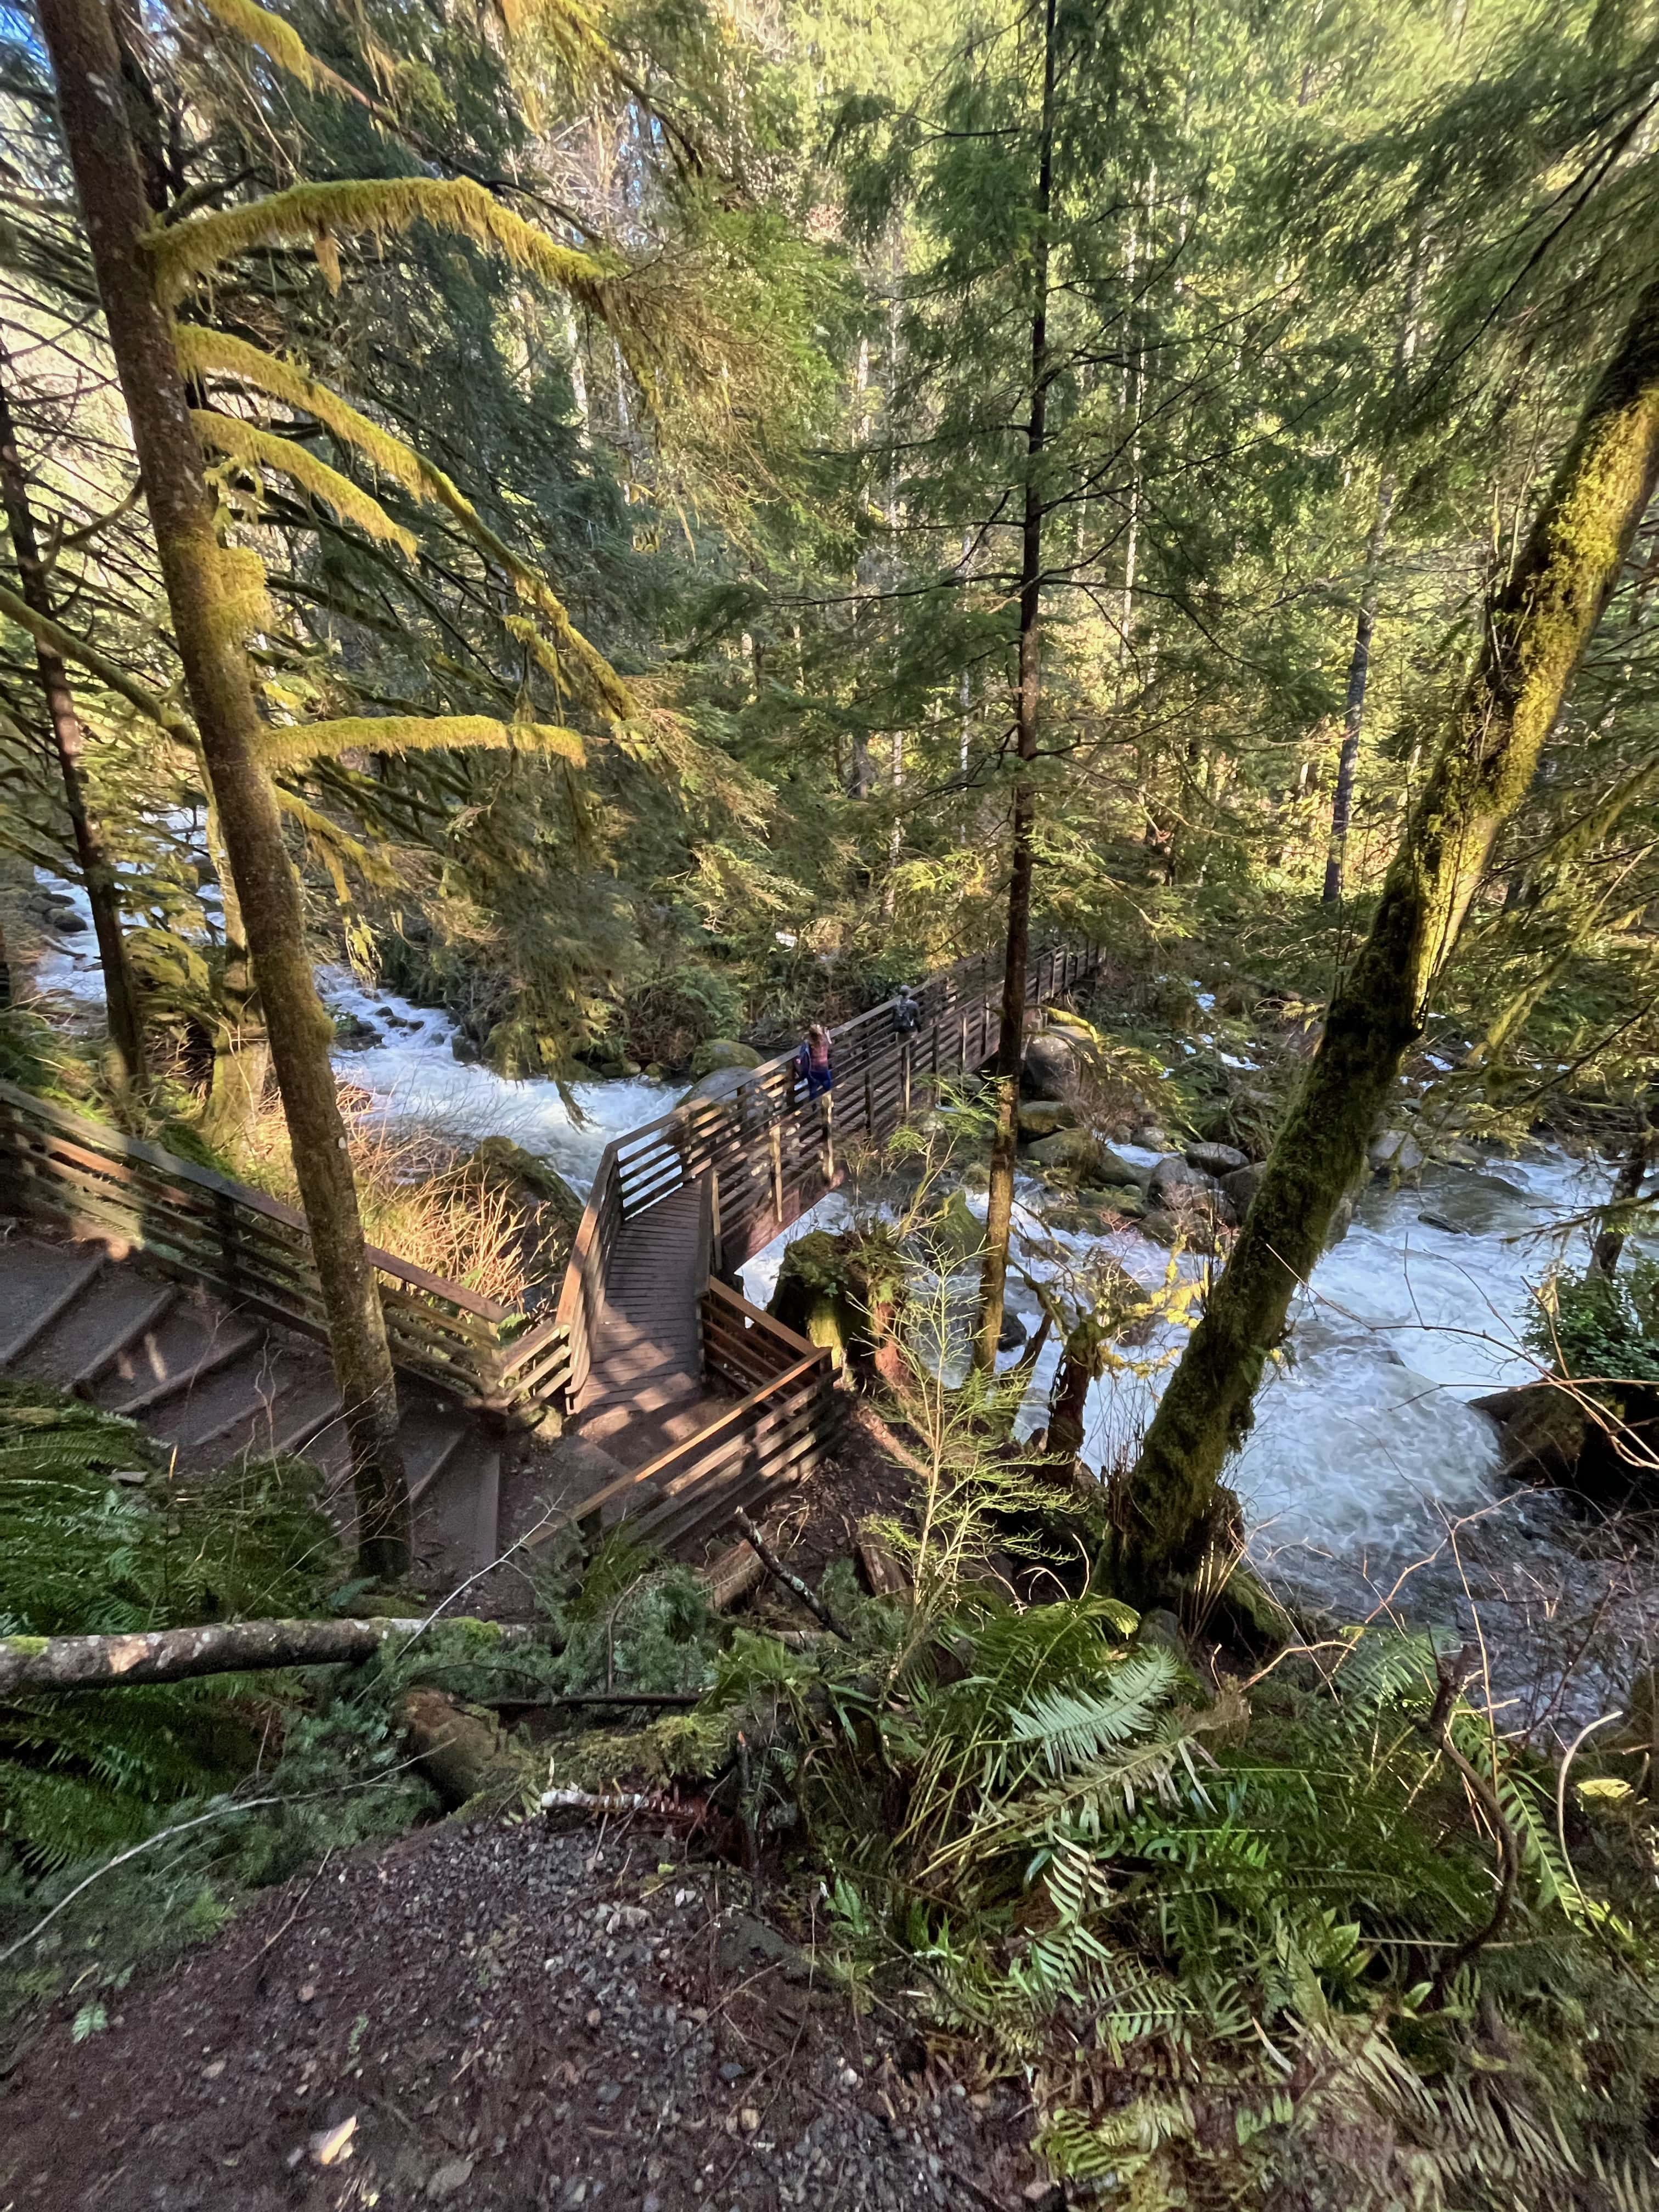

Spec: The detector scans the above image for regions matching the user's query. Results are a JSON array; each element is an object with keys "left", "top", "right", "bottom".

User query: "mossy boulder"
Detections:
[
  {"left": 691, "top": 1038, "right": 763, "bottom": 1079},
  {"left": 469, "top": 1137, "right": 585, "bottom": 1232},
  {"left": 680, "top": 1064, "right": 765, "bottom": 1107},
  {"left": 768, "top": 1229, "right": 905, "bottom": 1381},
  {"left": 1022, "top": 1031, "right": 1080, "bottom": 1102},
  {"left": 1018, "top": 1099, "right": 1080, "bottom": 1141},
  {"left": 1026, "top": 1128, "right": 1116, "bottom": 1184}
]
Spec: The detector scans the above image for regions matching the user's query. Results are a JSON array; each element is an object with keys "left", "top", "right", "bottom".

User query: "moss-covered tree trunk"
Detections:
[
  {"left": 0, "top": 342, "right": 147, "bottom": 1094},
  {"left": 1115, "top": 272, "right": 1659, "bottom": 1595},
  {"left": 975, "top": 0, "right": 1056, "bottom": 1373},
  {"left": 40, "top": 0, "right": 409, "bottom": 1577}
]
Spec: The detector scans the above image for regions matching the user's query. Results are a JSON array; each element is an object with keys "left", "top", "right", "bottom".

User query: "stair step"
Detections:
[
  {"left": 110, "top": 1323, "right": 262, "bottom": 1417},
  {"left": 471, "top": 1451, "right": 501, "bottom": 1571},
  {"left": 70, "top": 1283, "right": 178, "bottom": 1392},
  {"left": 0, "top": 1246, "right": 106, "bottom": 1369},
  {"left": 407, "top": 1426, "right": 465, "bottom": 1506},
  {"left": 272, "top": 1396, "right": 345, "bottom": 1459}
]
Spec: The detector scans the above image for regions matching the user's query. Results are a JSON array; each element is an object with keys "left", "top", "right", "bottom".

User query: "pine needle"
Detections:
[
  {"left": 174, "top": 327, "right": 633, "bottom": 720},
  {"left": 149, "top": 177, "right": 616, "bottom": 317},
  {"left": 194, "top": 410, "right": 419, "bottom": 557},
  {"left": 260, "top": 714, "right": 588, "bottom": 770}
]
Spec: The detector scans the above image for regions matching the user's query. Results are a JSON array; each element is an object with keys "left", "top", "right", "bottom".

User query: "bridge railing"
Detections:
[
  {"left": 537, "top": 1277, "right": 837, "bottom": 1556},
  {"left": 0, "top": 1079, "right": 569, "bottom": 1420},
  {"left": 554, "top": 938, "right": 1100, "bottom": 1416}
]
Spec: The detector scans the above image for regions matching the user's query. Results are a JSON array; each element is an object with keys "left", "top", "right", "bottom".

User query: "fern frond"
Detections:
[
  {"left": 1009, "top": 1647, "right": 1177, "bottom": 1775},
  {"left": 261, "top": 714, "right": 586, "bottom": 770},
  {"left": 195, "top": 410, "right": 417, "bottom": 556}
]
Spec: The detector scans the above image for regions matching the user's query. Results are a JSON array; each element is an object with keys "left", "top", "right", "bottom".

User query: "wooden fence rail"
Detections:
[
  {"left": 0, "top": 935, "right": 1097, "bottom": 1547},
  {"left": 0, "top": 1080, "right": 568, "bottom": 1419}
]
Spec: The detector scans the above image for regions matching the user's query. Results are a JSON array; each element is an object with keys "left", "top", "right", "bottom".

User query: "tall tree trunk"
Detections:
[
  {"left": 0, "top": 343, "right": 147, "bottom": 1092},
  {"left": 40, "top": 0, "right": 409, "bottom": 1578},
  {"left": 1114, "top": 272, "right": 1659, "bottom": 1596},
  {"left": 974, "top": 0, "right": 1056, "bottom": 1373},
  {"left": 1589, "top": 1109, "right": 1655, "bottom": 1279},
  {"left": 198, "top": 798, "right": 270, "bottom": 1157},
  {"left": 1321, "top": 475, "right": 1395, "bottom": 905},
  {"left": 1322, "top": 270, "right": 1421, "bottom": 906}
]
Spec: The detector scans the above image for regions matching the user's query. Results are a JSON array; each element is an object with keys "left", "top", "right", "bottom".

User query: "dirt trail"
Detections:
[{"left": 0, "top": 1814, "right": 1041, "bottom": 2211}]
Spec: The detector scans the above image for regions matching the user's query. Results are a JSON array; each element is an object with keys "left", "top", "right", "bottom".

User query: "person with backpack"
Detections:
[
  {"left": 795, "top": 1022, "right": 834, "bottom": 1101},
  {"left": 892, "top": 984, "right": 922, "bottom": 1039}
]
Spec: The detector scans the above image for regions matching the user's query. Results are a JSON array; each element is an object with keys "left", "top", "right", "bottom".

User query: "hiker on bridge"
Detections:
[
  {"left": 795, "top": 1023, "right": 834, "bottom": 1102},
  {"left": 892, "top": 984, "right": 922, "bottom": 1038}
]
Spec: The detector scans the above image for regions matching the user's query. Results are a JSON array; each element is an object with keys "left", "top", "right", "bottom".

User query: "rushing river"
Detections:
[{"left": 29, "top": 887, "right": 1654, "bottom": 1735}]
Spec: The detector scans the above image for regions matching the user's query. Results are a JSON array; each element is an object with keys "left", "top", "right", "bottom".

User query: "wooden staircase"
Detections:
[
  {"left": 0, "top": 1226, "right": 500, "bottom": 1582},
  {"left": 0, "top": 939, "right": 1104, "bottom": 1573}
]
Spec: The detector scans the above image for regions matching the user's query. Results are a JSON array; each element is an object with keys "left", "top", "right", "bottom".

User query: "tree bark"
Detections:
[
  {"left": 1115, "top": 272, "right": 1659, "bottom": 1595},
  {"left": 1590, "top": 1109, "right": 1655, "bottom": 1278},
  {"left": 0, "top": 342, "right": 147, "bottom": 1091},
  {"left": 1321, "top": 475, "right": 1395, "bottom": 905},
  {"left": 0, "top": 1616, "right": 550, "bottom": 1694},
  {"left": 39, "top": 0, "right": 409, "bottom": 1577},
  {"left": 975, "top": 0, "right": 1056, "bottom": 1372}
]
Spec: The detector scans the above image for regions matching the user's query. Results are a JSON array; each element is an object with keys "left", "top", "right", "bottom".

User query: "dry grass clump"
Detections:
[{"left": 236, "top": 1091, "right": 535, "bottom": 1308}]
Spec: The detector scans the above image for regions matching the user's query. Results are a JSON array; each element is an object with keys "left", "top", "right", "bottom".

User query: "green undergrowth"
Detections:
[
  {"left": 1528, "top": 1256, "right": 1659, "bottom": 1395},
  {"left": 618, "top": 1588, "right": 1659, "bottom": 2211}
]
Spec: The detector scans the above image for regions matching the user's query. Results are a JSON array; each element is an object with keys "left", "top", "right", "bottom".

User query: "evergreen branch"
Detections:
[
  {"left": 174, "top": 328, "right": 632, "bottom": 720},
  {"left": 194, "top": 409, "right": 418, "bottom": 557},
  {"left": 259, "top": 713, "right": 587, "bottom": 770}
]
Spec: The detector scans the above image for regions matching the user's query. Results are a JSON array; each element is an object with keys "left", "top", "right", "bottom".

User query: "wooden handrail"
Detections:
[{"left": 0, "top": 1078, "right": 567, "bottom": 1419}]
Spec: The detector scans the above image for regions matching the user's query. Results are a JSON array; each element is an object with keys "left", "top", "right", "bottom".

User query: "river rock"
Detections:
[
  {"left": 691, "top": 1038, "right": 763, "bottom": 1078},
  {"left": 1026, "top": 1128, "right": 1113, "bottom": 1183},
  {"left": 1132, "top": 1124, "right": 1168, "bottom": 1151},
  {"left": 1185, "top": 1141, "right": 1248, "bottom": 1176},
  {"left": 331, "top": 1009, "right": 383, "bottom": 1049},
  {"left": 470, "top": 1137, "right": 584, "bottom": 1231},
  {"left": 1017, "top": 1099, "right": 1080, "bottom": 1141},
  {"left": 998, "top": 1311, "right": 1028, "bottom": 1351},
  {"left": 680, "top": 1063, "right": 765, "bottom": 1107},
  {"left": 1472, "top": 1384, "right": 1588, "bottom": 1488},
  {"left": 1368, "top": 1128, "right": 1425, "bottom": 1176},
  {"left": 1221, "top": 1161, "right": 1267, "bottom": 1212},
  {"left": 1148, "top": 1155, "right": 1213, "bottom": 1205},
  {"left": 1021, "top": 1031, "right": 1078, "bottom": 1101}
]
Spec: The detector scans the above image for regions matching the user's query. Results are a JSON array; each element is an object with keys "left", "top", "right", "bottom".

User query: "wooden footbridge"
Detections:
[{"left": 0, "top": 940, "right": 1098, "bottom": 1577}]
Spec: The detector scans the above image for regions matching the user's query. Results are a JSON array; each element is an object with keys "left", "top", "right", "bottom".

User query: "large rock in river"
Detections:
[
  {"left": 680, "top": 1063, "right": 766, "bottom": 1108},
  {"left": 1026, "top": 1127, "right": 1114, "bottom": 1183},
  {"left": 692, "top": 1037, "right": 763, "bottom": 1078},
  {"left": 1018, "top": 1098, "right": 1079, "bottom": 1141},
  {"left": 1021, "top": 1031, "right": 1079, "bottom": 1102}
]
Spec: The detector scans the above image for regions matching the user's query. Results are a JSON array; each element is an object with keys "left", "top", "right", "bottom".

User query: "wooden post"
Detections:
[
  {"left": 770, "top": 1119, "right": 784, "bottom": 1224},
  {"left": 709, "top": 1168, "right": 723, "bottom": 1273},
  {"left": 864, "top": 1058, "right": 873, "bottom": 1135},
  {"left": 958, "top": 1012, "right": 967, "bottom": 1074},
  {"left": 902, "top": 1042, "right": 912, "bottom": 1118},
  {"left": 823, "top": 1093, "right": 835, "bottom": 1184}
]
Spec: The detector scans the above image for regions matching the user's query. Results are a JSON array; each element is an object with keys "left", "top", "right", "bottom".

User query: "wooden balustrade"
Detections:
[
  {"left": 540, "top": 1279, "right": 837, "bottom": 1555},
  {"left": 556, "top": 937, "right": 1100, "bottom": 1410},
  {"left": 0, "top": 1080, "right": 569, "bottom": 1419},
  {"left": 0, "top": 937, "right": 1097, "bottom": 1545}
]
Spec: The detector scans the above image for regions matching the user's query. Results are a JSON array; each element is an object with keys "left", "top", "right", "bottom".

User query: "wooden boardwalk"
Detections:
[
  {"left": 574, "top": 1185, "right": 714, "bottom": 1467},
  {"left": 0, "top": 940, "right": 1102, "bottom": 1567}
]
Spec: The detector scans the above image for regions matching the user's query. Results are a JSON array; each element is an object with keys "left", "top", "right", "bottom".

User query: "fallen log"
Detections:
[{"left": 0, "top": 1615, "right": 552, "bottom": 1694}]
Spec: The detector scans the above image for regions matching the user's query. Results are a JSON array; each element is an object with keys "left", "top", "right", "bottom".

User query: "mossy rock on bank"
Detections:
[
  {"left": 1474, "top": 1379, "right": 1659, "bottom": 1509},
  {"left": 691, "top": 1038, "right": 763, "bottom": 1079},
  {"left": 768, "top": 1230, "right": 904, "bottom": 1379},
  {"left": 1017, "top": 1099, "right": 1079, "bottom": 1141},
  {"left": 469, "top": 1137, "right": 584, "bottom": 1231},
  {"left": 1026, "top": 1128, "right": 1123, "bottom": 1185}
]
